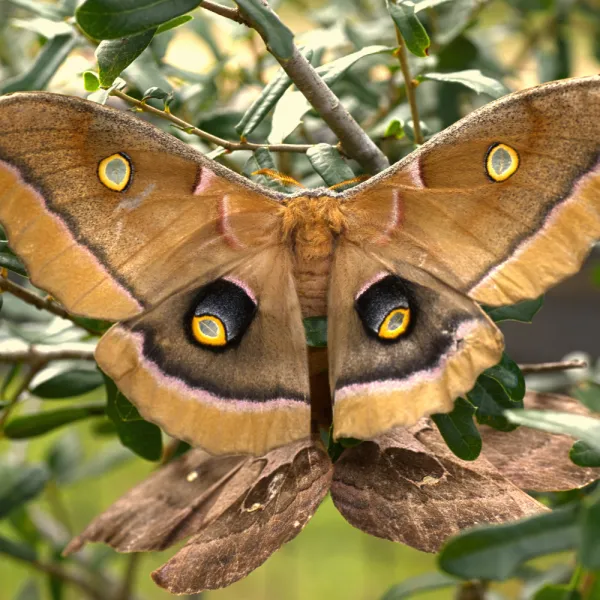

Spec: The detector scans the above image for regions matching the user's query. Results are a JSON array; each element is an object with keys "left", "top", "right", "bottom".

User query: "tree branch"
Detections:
[
  {"left": 199, "top": 0, "right": 390, "bottom": 173},
  {"left": 271, "top": 46, "right": 389, "bottom": 173},
  {"left": 518, "top": 359, "right": 587, "bottom": 374},
  {"left": 112, "top": 89, "right": 314, "bottom": 154},
  {"left": 393, "top": 26, "right": 423, "bottom": 144},
  {"left": 0, "top": 276, "right": 99, "bottom": 335},
  {"left": 0, "top": 342, "right": 96, "bottom": 365},
  {"left": 198, "top": 0, "right": 248, "bottom": 25}
]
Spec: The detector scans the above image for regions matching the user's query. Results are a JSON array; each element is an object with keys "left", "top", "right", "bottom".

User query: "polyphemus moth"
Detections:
[
  {"left": 0, "top": 76, "right": 599, "bottom": 456},
  {"left": 64, "top": 393, "right": 600, "bottom": 594}
]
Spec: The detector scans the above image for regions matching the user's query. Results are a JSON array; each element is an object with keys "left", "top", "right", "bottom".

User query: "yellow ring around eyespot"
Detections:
[
  {"left": 486, "top": 143, "right": 519, "bottom": 182},
  {"left": 98, "top": 153, "right": 131, "bottom": 192},
  {"left": 192, "top": 315, "right": 227, "bottom": 346},
  {"left": 378, "top": 307, "right": 410, "bottom": 340}
]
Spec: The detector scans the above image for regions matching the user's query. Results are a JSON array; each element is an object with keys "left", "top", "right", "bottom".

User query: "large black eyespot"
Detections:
[
  {"left": 188, "top": 278, "right": 257, "bottom": 350},
  {"left": 355, "top": 274, "right": 413, "bottom": 342}
]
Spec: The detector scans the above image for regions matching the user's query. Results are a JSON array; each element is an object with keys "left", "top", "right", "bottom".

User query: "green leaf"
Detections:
[
  {"left": 82, "top": 70, "right": 100, "bottom": 92},
  {"left": 242, "top": 148, "right": 294, "bottom": 193},
  {"left": 382, "top": 572, "right": 458, "bottom": 599},
  {"left": 8, "top": 0, "right": 66, "bottom": 20},
  {"left": 235, "top": 0, "right": 294, "bottom": 59},
  {"left": 155, "top": 14, "right": 193, "bottom": 34},
  {"left": 0, "top": 33, "right": 77, "bottom": 94},
  {"left": 505, "top": 410, "right": 600, "bottom": 452},
  {"left": 1, "top": 364, "right": 22, "bottom": 401},
  {"left": 317, "top": 46, "right": 393, "bottom": 86},
  {"left": 103, "top": 373, "right": 162, "bottom": 461},
  {"left": 0, "top": 535, "right": 37, "bottom": 562},
  {"left": 303, "top": 317, "right": 328, "bottom": 348},
  {"left": 4, "top": 403, "right": 106, "bottom": 439},
  {"left": 432, "top": 397, "right": 482, "bottom": 461},
  {"left": 386, "top": 0, "right": 431, "bottom": 57},
  {"left": 580, "top": 488, "right": 600, "bottom": 569},
  {"left": 0, "top": 463, "right": 50, "bottom": 519},
  {"left": 483, "top": 352, "right": 525, "bottom": 402},
  {"left": 573, "top": 381, "right": 600, "bottom": 413},
  {"left": 115, "top": 393, "right": 143, "bottom": 422},
  {"left": 534, "top": 585, "right": 582, "bottom": 600},
  {"left": 306, "top": 144, "right": 355, "bottom": 187},
  {"left": 422, "top": 70, "right": 509, "bottom": 98},
  {"left": 45, "top": 432, "right": 81, "bottom": 484},
  {"left": 76, "top": 0, "right": 200, "bottom": 39},
  {"left": 7, "top": 506, "right": 41, "bottom": 548},
  {"left": 70, "top": 316, "right": 112, "bottom": 335},
  {"left": 438, "top": 503, "right": 580, "bottom": 581},
  {"left": 569, "top": 440, "right": 600, "bottom": 467},
  {"left": 235, "top": 50, "right": 312, "bottom": 138},
  {"left": 65, "top": 445, "right": 132, "bottom": 483},
  {"left": 483, "top": 296, "right": 544, "bottom": 323},
  {"left": 384, "top": 118, "right": 405, "bottom": 139},
  {"left": 0, "top": 251, "right": 27, "bottom": 277},
  {"left": 469, "top": 375, "right": 521, "bottom": 432},
  {"left": 31, "top": 369, "right": 104, "bottom": 399},
  {"left": 96, "top": 29, "right": 156, "bottom": 87}
]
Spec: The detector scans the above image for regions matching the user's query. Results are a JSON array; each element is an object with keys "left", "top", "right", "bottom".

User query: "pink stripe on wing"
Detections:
[
  {"left": 334, "top": 320, "right": 479, "bottom": 402},
  {"left": 222, "top": 276, "right": 257, "bottom": 304},
  {"left": 355, "top": 271, "right": 389, "bottom": 300},
  {"left": 0, "top": 160, "right": 143, "bottom": 312},
  {"left": 470, "top": 157, "right": 600, "bottom": 296}
]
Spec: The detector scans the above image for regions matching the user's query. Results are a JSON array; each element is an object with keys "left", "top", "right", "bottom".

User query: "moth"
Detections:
[
  {"left": 0, "top": 76, "right": 599, "bottom": 456},
  {"left": 64, "top": 393, "right": 600, "bottom": 594}
]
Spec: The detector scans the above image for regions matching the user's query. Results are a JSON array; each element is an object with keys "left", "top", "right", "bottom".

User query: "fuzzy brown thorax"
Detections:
[{"left": 281, "top": 196, "right": 347, "bottom": 317}]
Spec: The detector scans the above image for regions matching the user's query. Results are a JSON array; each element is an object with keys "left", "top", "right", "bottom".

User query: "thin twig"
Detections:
[
  {"left": 519, "top": 359, "right": 587, "bottom": 374},
  {"left": 393, "top": 26, "right": 423, "bottom": 145},
  {"left": 0, "top": 342, "right": 96, "bottom": 364},
  {"left": 111, "top": 89, "right": 314, "bottom": 154},
  {"left": 0, "top": 277, "right": 98, "bottom": 335},
  {"left": 0, "top": 342, "right": 96, "bottom": 431},
  {"left": 198, "top": 0, "right": 248, "bottom": 25}
]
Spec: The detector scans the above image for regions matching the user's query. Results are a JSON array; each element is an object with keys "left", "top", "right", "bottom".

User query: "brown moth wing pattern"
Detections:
[
  {"left": 341, "top": 75, "right": 600, "bottom": 307},
  {"left": 66, "top": 438, "right": 333, "bottom": 593},
  {"left": 328, "top": 242, "right": 503, "bottom": 440},
  {"left": 97, "top": 247, "right": 312, "bottom": 455},
  {"left": 152, "top": 437, "right": 332, "bottom": 594},
  {"left": 330, "top": 422, "right": 545, "bottom": 553},
  {"left": 0, "top": 92, "right": 283, "bottom": 320},
  {"left": 65, "top": 451, "right": 257, "bottom": 554},
  {"left": 480, "top": 391, "right": 600, "bottom": 491}
]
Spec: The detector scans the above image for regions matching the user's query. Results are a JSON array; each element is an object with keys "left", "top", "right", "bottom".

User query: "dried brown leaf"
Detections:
[
  {"left": 151, "top": 437, "right": 332, "bottom": 593},
  {"left": 331, "top": 423, "right": 544, "bottom": 553},
  {"left": 481, "top": 391, "right": 600, "bottom": 491}
]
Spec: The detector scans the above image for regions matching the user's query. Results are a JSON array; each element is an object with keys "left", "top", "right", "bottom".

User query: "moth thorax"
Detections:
[
  {"left": 282, "top": 196, "right": 345, "bottom": 317},
  {"left": 282, "top": 196, "right": 346, "bottom": 259}
]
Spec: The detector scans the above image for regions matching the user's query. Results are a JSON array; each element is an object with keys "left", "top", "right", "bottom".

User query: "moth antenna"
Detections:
[
  {"left": 328, "top": 175, "right": 370, "bottom": 190},
  {"left": 252, "top": 168, "right": 305, "bottom": 188}
]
